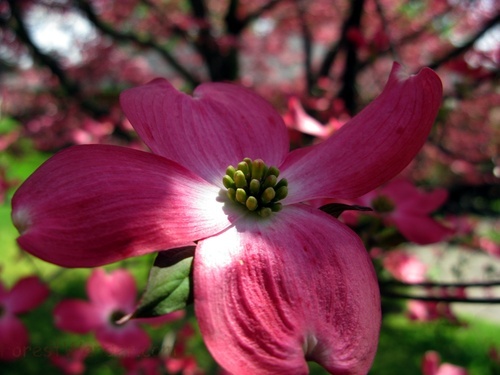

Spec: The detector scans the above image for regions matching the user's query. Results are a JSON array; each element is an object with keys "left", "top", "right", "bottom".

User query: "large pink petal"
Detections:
[
  {"left": 7, "top": 276, "right": 50, "bottom": 314},
  {"left": 0, "top": 315, "right": 29, "bottom": 361},
  {"left": 281, "top": 63, "right": 443, "bottom": 203},
  {"left": 120, "top": 79, "right": 289, "bottom": 187},
  {"left": 95, "top": 323, "right": 151, "bottom": 357},
  {"left": 54, "top": 300, "right": 103, "bottom": 333},
  {"left": 87, "top": 269, "right": 136, "bottom": 312},
  {"left": 194, "top": 205, "right": 380, "bottom": 375},
  {"left": 12, "top": 144, "right": 244, "bottom": 267}
]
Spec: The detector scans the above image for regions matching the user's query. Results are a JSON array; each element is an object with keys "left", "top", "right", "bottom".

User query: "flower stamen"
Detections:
[{"left": 223, "top": 158, "right": 288, "bottom": 217}]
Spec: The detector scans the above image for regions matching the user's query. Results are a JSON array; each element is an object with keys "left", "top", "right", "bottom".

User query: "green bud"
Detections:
[
  {"left": 243, "top": 157, "right": 253, "bottom": 173},
  {"left": 237, "top": 161, "right": 250, "bottom": 178},
  {"left": 258, "top": 207, "right": 272, "bottom": 218},
  {"left": 274, "top": 186, "right": 288, "bottom": 201},
  {"left": 249, "top": 179, "right": 261, "bottom": 196},
  {"left": 271, "top": 203, "right": 282, "bottom": 212},
  {"left": 226, "top": 165, "right": 236, "bottom": 178},
  {"left": 246, "top": 196, "right": 258, "bottom": 211},
  {"left": 222, "top": 175, "right": 235, "bottom": 189},
  {"left": 235, "top": 188, "right": 247, "bottom": 204},
  {"left": 223, "top": 158, "right": 289, "bottom": 219},
  {"left": 266, "top": 166, "right": 280, "bottom": 178},
  {"left": 251, "top": 159, "right": 266, "bottom": 181},
  {"left": 275, "top": 178, "right": 288, "bottom": 189},
  {"left": 261, "top": 187, "right": 276, "bottom": 204},
  {"left": 227, "top": 188, "right": 236, "bottom": 202},
  {"left": 233, "top": 170, "right": 247, "bottom": 188}
]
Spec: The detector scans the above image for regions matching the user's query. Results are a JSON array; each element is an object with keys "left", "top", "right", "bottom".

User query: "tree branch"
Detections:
[
  {"left": 75, "top": 0, "right": 200, "bottom": 86},
  {"left": 382, "top": 292, "right": 500, "bottom": 304},
  {"left": 294, "top": 0, "right": 314, "bottom": 94},
  {"left": 429, "top": 13, "right": 500, "bottom": 70},
  {"left": 6, "top": 0, "right": 107, "bottom": 116}
]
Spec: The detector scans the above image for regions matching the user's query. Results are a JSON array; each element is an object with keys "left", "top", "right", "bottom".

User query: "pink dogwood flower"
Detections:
[
  {"left": 12, "top": 62, "right": 442, "bottom": 374},
  {"left": 422, "top": 351, "right": 468, "bottom": 375},
  {"left": 0, "top": 275, "right": 50, "bottom": 361},
  {"left": 54, "top": 269, "right": 183, "bottom": 357},
  {"left": 344, "top": 179, "right": 453, "bottom": 245},
  {"left": 50, "top": 347, "right": 90, "bottom": 375}
]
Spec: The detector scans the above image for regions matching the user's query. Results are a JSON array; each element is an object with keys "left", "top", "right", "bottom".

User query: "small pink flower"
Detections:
[
  {"left": 422, "top": 351, "right": 468, "bottom": 375},
  {"left": 121, "top": 356, "right": 164, "bottom": 375},
  {"left": 358, "top": 179, "right": 453, "bottom": 245},
  {"left": 382, "top": 250, "right": 427, "bottom": 283},
  {"left": 54, "top": 269, "right": 182, "bottom": 357},
  {"left": 0, "top": 276, "right": 50, "bottom": 361},
  {"left": 13, "top": 62, "right": 442, "bottom": 373},
  {"left": 50, "top": 347, "right": 90, "bottom": 375}
]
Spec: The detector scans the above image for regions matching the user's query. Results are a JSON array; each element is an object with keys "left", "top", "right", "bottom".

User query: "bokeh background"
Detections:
[{"left": 0, "top": 0, "right": 499, "bottom": 374}]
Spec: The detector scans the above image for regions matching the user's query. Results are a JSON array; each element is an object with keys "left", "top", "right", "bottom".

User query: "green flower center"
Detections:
[
  {"left": 371, "top": 195, "right": 395, "bottom": 213},
  {"left": 223, "top": 158, "right": 288, "bottom": 218}
]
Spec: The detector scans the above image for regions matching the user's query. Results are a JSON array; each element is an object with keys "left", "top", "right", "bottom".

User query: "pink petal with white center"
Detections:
[
  {"left": 87, "top": 269, "right": 136, "bottom": 312},
  {"left": 12, "top": 144, "right": 244, "bottom": 268},
  {"left": 194, "top": 205, "right": 380, "bottom": 375},
  {"left": 281, "top": 63, "right": 443, "bottom": 203},
  {"left": 54, "top": 300, "right": 106, "bottom": 334},
  {"left": 120, "top": 79, "right": 289, "bottom": 187},
  {"left": 95, "top": 323, "right": 151, "bottom": 357},
  {"left": 5, "top": 276, "right": 50, "bottom": 314},
  {"left": 0, "top": 314, "right": 29, "bottom": 361}
]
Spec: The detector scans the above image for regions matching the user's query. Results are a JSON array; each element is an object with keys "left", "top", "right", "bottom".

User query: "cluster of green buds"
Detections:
[
  {"left": 223, "top": 158, "right": 288, "bottom": 218},
  {"left": 371, "top": 195, "right": 395, "bottom": 213}
]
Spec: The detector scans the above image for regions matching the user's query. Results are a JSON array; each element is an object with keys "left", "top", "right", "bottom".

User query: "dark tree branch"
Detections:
[
  {"left": 7, "top": 0, "right": 78, "bottom": 96},
  {"left": 381, "top": 280, "right": 500, "bottom": 288},
  {"left": 75, "top": 0, "right": 201, "bottom": 86},
  {"left": 294, "top": 0, "right": 314, "bottom": 94},
  {"left": 373, "top": 0, "right": 399, "bottom": 61},
  {"left": 338, "top": 0, "right": 365, "bottom": 114},
  {"left": 382, "top": 292, "right": 500, "bottom": 304},
  {"left": 6, "top": 0, "right": 107, "bottom": 116},
  {"left": 188, "top": 0, "right": 228, "bottom": 81},
  {"left": 237, "top": 0, "right": 283, "bottom": 33},
  {"left": 429, "top": 13, "right": 500, "bottom": 70}
]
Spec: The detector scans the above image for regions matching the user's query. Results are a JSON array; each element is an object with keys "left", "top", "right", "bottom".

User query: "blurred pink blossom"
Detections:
[
  {"left": 422, "top": 350, "right": 468, "bottom": 375},
  {"left": 54, "top": 269, "right": 183, "bottom": 357},
  {"left": 50, "top": 347, "right": 90, "bottom": 375},
  {"left": 382, "top": 250, "right": 427, "bottom": 283},
  {"left": 0, "top": 276, "right": 50, "bottom": 361}
]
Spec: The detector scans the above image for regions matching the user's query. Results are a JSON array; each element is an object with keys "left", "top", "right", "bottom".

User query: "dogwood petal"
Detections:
[
  {"left": 12, "top": 145, "right": 243, "bottom": 268},
  {"left": 385, "top": 180, "right": 448, "bottom": 214},
  {"left": 194, "top": 205, "right": 380, "bottom": 375},
  {"left": 391, "top": 215, "right": 453, "bottom": 245},
  {"left": 87, "top": 269, "right": 136, "bottom": 312},
  {"left": 281, "top": 63, "right": 443, "bottom": 203},
  {"left": 54, "top": 300, "right": 102, "bottom": 333},
  {"left": 6, "top": 276, "right": 50, "bottom": 314},
  {"left": 95, "top": 324, "right": 151, "bottom": 357},
  {"left": 0, "top": 315, "right": 29, "bottom": 361},
  {"left": 120, "top": 79, "right": 289, "bottom": 187}
]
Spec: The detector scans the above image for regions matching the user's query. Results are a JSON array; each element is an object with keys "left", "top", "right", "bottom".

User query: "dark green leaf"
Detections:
[{"left": 132, "top": 246, "right": 195, "bottom": 319}]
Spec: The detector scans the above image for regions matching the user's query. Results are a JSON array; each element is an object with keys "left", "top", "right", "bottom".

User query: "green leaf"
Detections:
[
  {"left": 320, "top": 203, "right": 372, "bottom": 218},
  {"left": 132, "top": 246, "right": 195, "bottom": 319}
]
